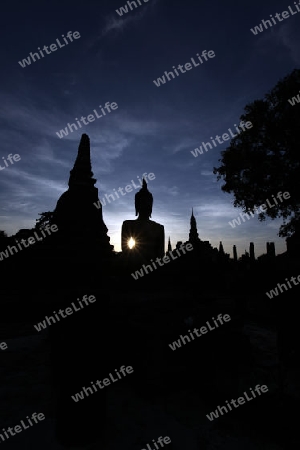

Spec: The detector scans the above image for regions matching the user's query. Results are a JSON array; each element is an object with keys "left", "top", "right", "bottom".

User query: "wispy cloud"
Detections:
[
  {"left": 195, "top": 203, "right": 236, "bottom": 218},
  {"left": 275, "top": 23, "right": 300, "bottom": 64},
  {"left": 1, "top": 167, "right": 66, "bottom": 195},
  {"left": 102, "top": 13, "right": 143, "bottom": 36},
  {"left": 102, "top": 0, "right": 160, "bottom": 36},
  {"left": 0, "top": 92, "right": 60, "bottom": 138},
  {"left": 171, "top": 138, "right": 197, "bottom": 155},
  {"left": 250, "top": 19, "right": 300, "bottom": 65},
  {"left": 158, "top": 185, "right": 179, "bottom": 196},
  {"left": 200, "top": 170, "right": 214, "bottom": 176}
]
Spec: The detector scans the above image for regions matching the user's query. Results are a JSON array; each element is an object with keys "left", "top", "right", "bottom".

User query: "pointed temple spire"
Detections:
[
  {"left": 250, "top": 242, "right": 255, "bottom": 261},
  {"left": 68, "top": 134, "right": 96, "bottom": 188},
  {"left": 168, "top": 236, "right": 172, "bottom": 252},
  {"left": 219, "top": 241, "right": 225, "bottom": 255},
  {"left": 52, "top": 134, "right": 113, "bottom": 253},
  {"left": 189, "top": 208, "right": 199, "bottom": 244},
  {"left": 190, "top": 208, "right": 197, "bottom": 228},
  {"left": 233, "top": 244, "right": 238, "bottom": 262}
]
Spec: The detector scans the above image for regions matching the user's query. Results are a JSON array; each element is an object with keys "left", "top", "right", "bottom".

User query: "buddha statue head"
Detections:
[{"left": 135, "top": 178, "right": 153, "bottom": 220}]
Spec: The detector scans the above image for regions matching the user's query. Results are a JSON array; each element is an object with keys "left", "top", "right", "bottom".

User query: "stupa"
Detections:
[{"left": 52, "top": 134, "right": 113, "bottom": 253}]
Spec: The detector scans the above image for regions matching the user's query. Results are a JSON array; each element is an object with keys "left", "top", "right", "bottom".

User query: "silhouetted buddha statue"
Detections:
[{"left": 121, "top": 179, "right": 164, "bottom": 260}]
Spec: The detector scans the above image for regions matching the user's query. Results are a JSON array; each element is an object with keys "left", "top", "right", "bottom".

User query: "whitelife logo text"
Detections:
[
  {"left": 0, "top": 153, "right": 21, "bottom": 171},
  {"left": 131, "top": 243, "right": 193, "bottom": 280},
  {"left": 0, "top": 412, "right": 45, "bottom": 444},
  {"left": 18, "top": 31, "right": 81, "bottom": 68},
  {"left": 206, "top": 385, "right": 269, "bottom": 421},
  {"left": 228, "top": 191, "right": 290, "bottom": 228},
  {"left": 56, "top": 102, "right": 118, "bottom": 139},
  {"left": 153, "top": 50, "right": 215, "bottom": 87},
  {"left": 288, "top": 89, "right": 300, "bottom": 105},
  {"left": 250, "top": 2, "right": 300, "bottom": 36},
  {"left": 94, "top": 173, "right": 155, "bottom": 209},
  {"left": 265, "top": 274, "right": 300, "bottom": 299},
  {"left": 0, "top": 224, "right": 58, "bottom": 262},
  {"left": 191, "top": 121, "right": 253, "bottom": 157},
  {"left": 169, "top": 313, "right": 231, "bottom": 351},
  {"left": 116, "top": 0, "right": 150, "bottom": 17},
  {"left": 33, "top": 295, "right": 97, "bottom": 332},
  {"left": 71, "top": 366, "right": 134, "bottom": 402}
]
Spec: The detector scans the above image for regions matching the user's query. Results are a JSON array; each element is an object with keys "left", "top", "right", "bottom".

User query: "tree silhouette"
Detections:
[
  {"left": 35, "top": 211, "right": 54, "bottom": 230},
  {"left": 213, "top": 69, "right": 300, "bottom": 237},
  {"left": 0, "top": 230, "right": 7, "bottom": 240},
  {"left": 0, "top": 230, "right": 8, "bottom": 250}
]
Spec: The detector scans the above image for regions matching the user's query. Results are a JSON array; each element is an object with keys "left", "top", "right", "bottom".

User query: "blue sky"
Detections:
[{"left": 1, "top": 0, "right": 299, "bottom": 255}]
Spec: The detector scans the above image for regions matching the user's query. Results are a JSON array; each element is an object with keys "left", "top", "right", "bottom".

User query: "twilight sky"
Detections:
[{"left": 1, "top": 0, "right": 299, "bottom": 256}]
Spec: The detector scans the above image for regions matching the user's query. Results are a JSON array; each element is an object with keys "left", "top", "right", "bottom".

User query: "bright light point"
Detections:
[{"left": 128, "top": 237, "right": 135, "bottom": 249}]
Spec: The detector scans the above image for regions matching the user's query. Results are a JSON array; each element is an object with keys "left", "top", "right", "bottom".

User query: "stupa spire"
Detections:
[
  {"left": 52, "top": 134, "right": 113, "bottom": 253},
  {"left": 219, "top": 241, "right": 225, "bottom": 255},
  {"left": 189, "top": 208, "right": 199, "bottom": 243},
  {"left": 68, "top": 134, "right": 96, "bottom": 188}
]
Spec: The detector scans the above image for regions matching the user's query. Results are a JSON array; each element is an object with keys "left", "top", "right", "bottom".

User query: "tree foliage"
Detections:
[
  {"left": 35, "top": 211, "right": 54, "bottom": 230},
  {"left": 213, "top": 69, "right": 300, "bottom": 237},
  {"left": 0, "top": 230, "right": 8, "bottom": 249}
]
